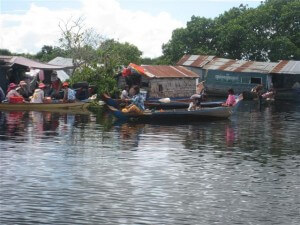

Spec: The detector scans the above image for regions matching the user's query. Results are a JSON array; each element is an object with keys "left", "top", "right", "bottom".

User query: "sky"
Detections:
[{"left": 0, "top": 0, "right": 263, "bottom": 58}]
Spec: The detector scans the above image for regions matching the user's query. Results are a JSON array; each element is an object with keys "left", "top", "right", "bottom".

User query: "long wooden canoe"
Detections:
[
  {"left": 102, "top": 94, "right": 223, "bottom": 110},
  {"left": 107, "top": 105, "right": 234, "bottom": 122},
  {"left": 0, "top": 101, "right": 90, "bottom": 111}
]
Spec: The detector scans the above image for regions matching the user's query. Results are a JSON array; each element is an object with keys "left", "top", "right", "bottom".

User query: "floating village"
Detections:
[{"left": 0, "top": 54, "right": 299, "bottom": 121}]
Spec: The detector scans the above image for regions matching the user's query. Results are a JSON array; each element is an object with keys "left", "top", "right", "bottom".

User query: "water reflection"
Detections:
[{"left": 0, "top": 101, "right": 299, "bottom": 225}]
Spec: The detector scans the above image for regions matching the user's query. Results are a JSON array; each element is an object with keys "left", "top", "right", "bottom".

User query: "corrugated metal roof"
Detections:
[
  {"left": 0, "top": 56, "right": 72, "bottom": 70},
  {"left": 48, "top": 57, "right": 74, "bottom": 67},
  {"left": 141, "top": 65, "right": 198, "bottom": 78},
  {"left": 270, "top": 60, "right": 300, "bottom": 74},
  {"left": 203, "top": 57, "right": 278, "bottom": 74},
  {"left": 176, "top": 55, "right": 215, "bottom": 67}
]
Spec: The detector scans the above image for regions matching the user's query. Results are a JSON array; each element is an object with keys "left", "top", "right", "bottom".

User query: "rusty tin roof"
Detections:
[
  {"left": 203, "top": 57, "right": 278, "bottom": 74},
  {"left": 141, "top": 65, "right": 199, "bottom": 78},
  {"left": 177, "top": 55, "right": 215, "bottom": 68},
  {"left": 270, "top": 60, "right": 300, "bottom": 74}
]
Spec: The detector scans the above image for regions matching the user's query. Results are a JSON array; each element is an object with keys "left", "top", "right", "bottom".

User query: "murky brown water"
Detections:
[{"left": 0, "top": 101, "right": 299, "bottom": 224}]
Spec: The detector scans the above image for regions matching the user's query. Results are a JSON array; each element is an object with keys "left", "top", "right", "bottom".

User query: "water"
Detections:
[{"left": 0, "top": 101, "right": 299, "bottom": 225}]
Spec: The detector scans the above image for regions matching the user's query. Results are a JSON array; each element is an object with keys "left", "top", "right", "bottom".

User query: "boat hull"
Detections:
[
  {"left": 0, "top": 102, "right": 90, "bottom": 111},
  {"left": 102, "top": 94, "right": 223, "bottom": 110},
  {"left": 108, "top": 105, "right": 233, "bottom": 122}
]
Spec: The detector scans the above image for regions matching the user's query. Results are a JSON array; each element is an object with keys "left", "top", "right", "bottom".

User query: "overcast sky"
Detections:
[{"left": 0, "top": 0, "right": 263, "bottom": 58}]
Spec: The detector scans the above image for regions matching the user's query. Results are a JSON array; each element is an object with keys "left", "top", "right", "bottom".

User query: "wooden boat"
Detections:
[
  {"left": 102, "top": 94, "right": 223, "bottom": 110},
  {"left": 107, "top": 105, "right": 235, "bottom": 122},
  {"left": 0, "top": 101, "right": 90, "bottom": 111}
]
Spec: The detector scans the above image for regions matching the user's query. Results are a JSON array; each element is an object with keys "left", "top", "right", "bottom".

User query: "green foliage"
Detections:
[
  {"left": 97, "top": 39, "right": 142, "bottom": 66},
  {"left": 35, "top": 45, "right": 67, "bottom": 62},
  {"left": 69, "top": 62, "right": 119, "bottom": 97},
  {"left": 0, "top": 49, "right": 12, "bottom": 55},
  {"left": 162, "top": 0, "right": 300, "bottom": 63}
]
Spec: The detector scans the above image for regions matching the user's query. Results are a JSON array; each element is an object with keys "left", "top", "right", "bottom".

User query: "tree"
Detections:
[
  {"left": 162, "top": 0, "right": 300, "bottom": 63},
  {"left": 59, "top": 16, "right": 102, "bottom": 69},
  {"left": 35, "top": 45, "right": 66, "bottom": 62},
  {"left": 0, "top": 49, "right": 12, "bottom": 56},
  {"left": 97, "top": 39, "right": 142, "bottom": 66}
]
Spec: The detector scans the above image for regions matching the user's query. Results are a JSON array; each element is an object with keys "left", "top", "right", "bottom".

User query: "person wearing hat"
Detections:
[
  {"left": 30, "top": 83, "right": 46, "bottom": 103},
  {"left": 62, "top": 82, "right": 76, "bottom": 103},
  {"left": 6, "top": 83, "right": 22, "bottom": 101},
  {"left": 17, "top": 80, "right": 31, "bottom": 100}
]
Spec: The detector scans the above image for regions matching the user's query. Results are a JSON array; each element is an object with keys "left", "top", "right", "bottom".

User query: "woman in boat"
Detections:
[
  {"left": 122, "top": 86, "right": 145, "bottom": 114},
  {"left": 6, "top": 83, "right": 23, "bottom": 102},
  {"left": 62, "top": 82, "right": 76, "bottom": 103},
  {"left": 30, "top": 83, "right": 46, "bottom": 103},
  {"left": 222, "top": 88, "right": 236, "bottom": 107}
]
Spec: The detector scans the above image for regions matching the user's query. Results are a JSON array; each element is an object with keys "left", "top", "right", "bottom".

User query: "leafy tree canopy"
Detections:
[{"left": 162, "top": 0, "right": 300, "bottom": 64}]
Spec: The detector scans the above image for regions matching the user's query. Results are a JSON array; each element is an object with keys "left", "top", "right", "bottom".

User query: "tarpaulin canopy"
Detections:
[{"left": 0, "top": 56, "right": 73, "bottom": 70}]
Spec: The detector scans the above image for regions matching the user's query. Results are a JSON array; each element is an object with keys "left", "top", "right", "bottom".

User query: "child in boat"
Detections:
[
  {"left": 222, "top": 88, "right": 236, "bottom": 106},
  {"left": 30, "top": 83, "right": 46, "bottom": 103},
  {"left": 62, "top": 82, "right": 76, "bottom": 103},
  {"left": 120, "top": 85, "right": 130, "bottom": 100},
  {"left": 122, "top": 86, "right": 145, "bottom": 114}
]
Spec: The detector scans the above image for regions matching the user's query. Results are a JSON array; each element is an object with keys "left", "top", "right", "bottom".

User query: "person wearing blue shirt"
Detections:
[{"left": 122, "top": 86, "right": 145, "bottom": 114}]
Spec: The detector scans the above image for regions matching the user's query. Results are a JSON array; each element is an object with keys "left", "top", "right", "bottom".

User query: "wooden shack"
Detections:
[{"left": 118, "top": 64, "right": 199, "bottom": 99}]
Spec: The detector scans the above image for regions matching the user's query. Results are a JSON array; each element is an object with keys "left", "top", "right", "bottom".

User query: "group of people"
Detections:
[
  {"left": 118, "top": 83, "right": 238, "bottom": 115},
  {"left": 0, "top": 72, "right": 76, "bottom": 104}
]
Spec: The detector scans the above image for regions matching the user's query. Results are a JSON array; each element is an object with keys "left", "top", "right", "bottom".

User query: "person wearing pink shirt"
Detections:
[{"left": 222, "top": 88, "right": 236, "bottom": 106}]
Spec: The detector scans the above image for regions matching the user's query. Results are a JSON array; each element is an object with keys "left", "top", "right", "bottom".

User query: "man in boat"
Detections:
[
  {"left": 17, "top": 80, "right": 31, "bottom": 100},
  {"left": 62, "top": 82, "right": 76, "bottom": 103},
  {"left": 49, "top": 72, "right": 62, "bottom": 99},
  {"left": 222, "top": 88, "right": 236, "bottom": 106},
  {"left": 30, "top": 83, "right": 46, "bottom": 103},
  {"left": 122, "top": 86, "right": 145, "bottom": 114}
]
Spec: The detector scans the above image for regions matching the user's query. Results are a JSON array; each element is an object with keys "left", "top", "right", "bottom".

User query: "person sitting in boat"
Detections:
[
  {"left": 6, "top": 83, "right": 23, "bottom": 102},
  {"left": 62, "top": 82, "right": 76, "bottom": 103},
  {"left": 188, "top": 94, "right": 203, "bottom": 111},
  {"left": 122, "top": 86, "right": 145, "bottom": 114},
  {"left": 30, "top": 83, "right": 46, "bottom": 103},
  {"left": 50, "top": 72, "right": 62, "bottom": 99},
  {"left": 222, "top": 88, "right": 236, "bottom": 107},
  {"left": 120, "top": 85, "right": 130, "bottom": 100},
  {"left": 17, "top": 80, "right": 31, "bottom": 100}
]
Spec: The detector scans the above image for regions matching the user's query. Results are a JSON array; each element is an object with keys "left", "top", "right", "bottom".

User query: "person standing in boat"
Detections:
[
  {"left": 222, "top": 88, "right": 236, "bottom": 106},
  {"left": 122, "top": 86, "right": 145, "bottom": 114},
  {"left": 30, "top": 83, "right": 46, "bottom": 103},
  {"left": 62, "top": 82, "right": 76, "bottom": 103}
]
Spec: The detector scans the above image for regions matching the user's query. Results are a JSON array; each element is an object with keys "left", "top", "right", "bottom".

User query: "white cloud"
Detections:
[{"left": 0, "top": 0, "right": 183, "bottom": 58}]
